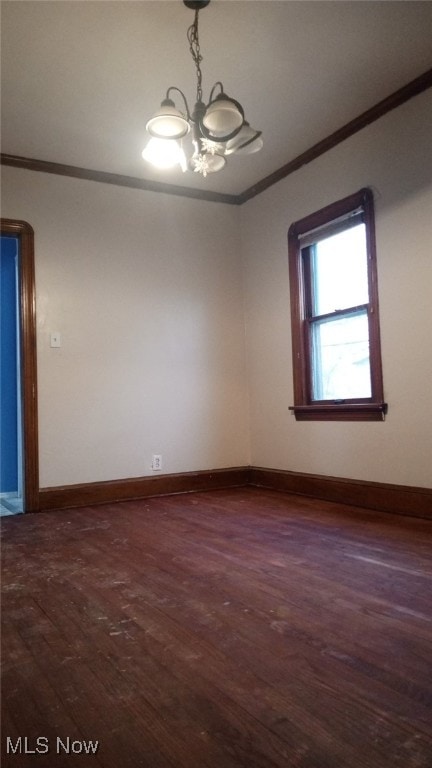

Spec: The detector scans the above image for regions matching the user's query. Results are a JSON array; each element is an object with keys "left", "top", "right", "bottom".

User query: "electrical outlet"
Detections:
[{"left": 152, "top": 455, "right": 162, "bottom": 471}]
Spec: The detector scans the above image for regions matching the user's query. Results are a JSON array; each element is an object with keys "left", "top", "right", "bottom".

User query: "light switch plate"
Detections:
[{"left": 50, "top": 332, "right": 61, "bottom": 348}]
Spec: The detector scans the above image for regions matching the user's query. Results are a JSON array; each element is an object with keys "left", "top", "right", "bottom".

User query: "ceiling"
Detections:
[{"left": 1, "top": 1, "right": 431, "bottom": 198}]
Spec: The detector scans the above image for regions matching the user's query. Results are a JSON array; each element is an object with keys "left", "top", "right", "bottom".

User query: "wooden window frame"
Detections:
[{"left": 288, "top": 188, "right": 387, "bottom": 421}]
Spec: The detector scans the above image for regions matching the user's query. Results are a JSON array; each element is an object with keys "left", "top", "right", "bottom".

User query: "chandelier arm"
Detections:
[
  {"left": 208, "top": 81, "right": 224, "bottom": 102},
  {"left": 166, "top": 86, "right": 191, "bottom": 122}
]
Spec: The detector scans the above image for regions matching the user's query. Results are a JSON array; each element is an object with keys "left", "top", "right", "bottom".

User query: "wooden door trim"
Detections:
[{"left": 1, "top": 219, "right": 39, "bottom": 511}]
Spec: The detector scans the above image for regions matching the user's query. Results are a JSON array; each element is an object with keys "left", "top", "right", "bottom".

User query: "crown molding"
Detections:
[
  {"left": 238, "top": 68, "right": 432, "bottom": 203},
  {"left": 2, "top": 68, "right": 431, "bottom": 205},
  {"left": 0, "top": 154, "right": 240, "bottom": 206}
]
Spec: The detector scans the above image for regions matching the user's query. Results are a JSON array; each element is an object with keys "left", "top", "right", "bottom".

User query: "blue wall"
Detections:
[{"left": 0, "top": 236, "right": 19, "bottom": 493}]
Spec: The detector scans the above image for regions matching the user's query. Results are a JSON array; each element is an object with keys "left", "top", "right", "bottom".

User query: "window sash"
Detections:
[
  {"left": 302, "top": 237, "right": 370, "bottom": 322},
  {"left": 307, "top": 307, "right": 372, "bottom": 402},
  {"left": 298, "top": 209, "right": 364, "bottom": 249}
]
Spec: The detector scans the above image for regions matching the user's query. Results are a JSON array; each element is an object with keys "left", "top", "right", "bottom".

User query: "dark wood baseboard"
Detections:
[
  {"left": 249, "top": 467, "right": 432, "bottom": 520},
  {"left": 38, "top": 465, "right": 431, "bottom": 519},
  {"left": 39, "top": 467, "right": 249, "bottom": 511}
]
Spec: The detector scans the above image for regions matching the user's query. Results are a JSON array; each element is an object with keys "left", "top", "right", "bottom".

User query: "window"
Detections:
[{"left": 288, "top": 188, "right": 387, "bottom": 421}]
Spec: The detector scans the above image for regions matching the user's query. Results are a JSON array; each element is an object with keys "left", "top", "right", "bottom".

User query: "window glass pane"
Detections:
[
  {"left": 311, "top": 310, "right": 371, "bottom": 401},
  {"left": 311, "top": 224, "right": 369, "bottom": 316}
]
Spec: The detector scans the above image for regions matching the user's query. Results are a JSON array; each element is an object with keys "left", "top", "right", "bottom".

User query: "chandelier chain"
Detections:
[{"left": 187, "top": 10, "right": 203, "bottom": 103}]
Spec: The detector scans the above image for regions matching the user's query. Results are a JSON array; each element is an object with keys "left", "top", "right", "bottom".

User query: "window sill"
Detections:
[{"left": 289, "top": 403, "right": 388, "bottom": 421}]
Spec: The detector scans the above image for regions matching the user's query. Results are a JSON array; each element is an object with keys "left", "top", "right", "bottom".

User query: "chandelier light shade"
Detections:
[
  {"left": 146, "top": 98, "right": 191, "bottom": 139},
  {"left": 142, "top": 0, "right": 262, "bottom": 177},
  {"left": 142, "top": 137, "right": 187, "bottom": 171},
  {"left": 224, "top": 122, "right": 264, "bottom": 155},
  {"left": 202, "top": 93, "right": 244, "bottom": 138}
]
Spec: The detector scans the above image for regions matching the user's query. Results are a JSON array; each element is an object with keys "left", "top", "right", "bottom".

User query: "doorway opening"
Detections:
[
  {"left": 0, "top": 220, "right": 39, "bottom": 514},
  {"left": 1, "top": 235, "right": 22, "bottom": 513}
]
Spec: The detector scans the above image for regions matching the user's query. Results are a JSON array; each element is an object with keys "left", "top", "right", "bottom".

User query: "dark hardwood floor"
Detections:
[{"left": 1, "top": 487, "right": 431, "bottom": 767}]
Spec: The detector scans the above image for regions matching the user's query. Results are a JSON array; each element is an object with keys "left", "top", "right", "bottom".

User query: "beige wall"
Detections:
[
  {"left": 1, "top": 168, "right": 249, "bottom": 487},
  {"left": 241, "top": 89, "right": 432, "bottom": 488},
  {"left": 2, "top": 90, "right": 431, "bottom": 492}
]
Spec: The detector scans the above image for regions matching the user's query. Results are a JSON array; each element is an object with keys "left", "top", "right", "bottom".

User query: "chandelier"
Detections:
[{"left": 142, "top": 0, "right": 263, "bottom": 177}]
